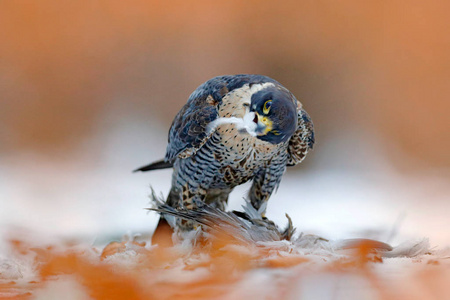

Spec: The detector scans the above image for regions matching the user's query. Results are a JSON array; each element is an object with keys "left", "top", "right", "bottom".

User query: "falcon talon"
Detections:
[{"left": 135, "top": 74, "right": 314, "bottom": 238}]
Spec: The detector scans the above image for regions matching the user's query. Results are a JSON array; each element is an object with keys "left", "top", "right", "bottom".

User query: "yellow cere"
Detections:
[{"left": 260, "top": 116, "right": 273, "bottom": 134}]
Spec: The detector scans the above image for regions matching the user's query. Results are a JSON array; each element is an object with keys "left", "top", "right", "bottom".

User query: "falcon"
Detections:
[{"left": 135, "top": 74, "right": 314, "bottom": 236}]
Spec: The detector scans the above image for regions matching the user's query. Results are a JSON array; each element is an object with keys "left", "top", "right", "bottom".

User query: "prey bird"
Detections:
[
  {"left": 135, "top": 75, "right": 314, "bottom": 240},
  {"left": 149, "top": 196, "right": 394, "bottom": 255},
  {"left": 149, "top": 195, "right": 296, "bottom": 245}
]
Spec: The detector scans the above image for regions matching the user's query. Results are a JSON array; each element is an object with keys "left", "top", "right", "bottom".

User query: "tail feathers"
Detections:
[{"left": 133, "top": 159, "right": 173, "bottom": 172}]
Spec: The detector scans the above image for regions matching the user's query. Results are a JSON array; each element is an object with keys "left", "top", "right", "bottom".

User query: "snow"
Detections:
[
  {"left": 0, "top": 116, "right": 449, "bottom": 299},
  {"left": 0, "top": 228, "right": 447, "bottom": 299}
]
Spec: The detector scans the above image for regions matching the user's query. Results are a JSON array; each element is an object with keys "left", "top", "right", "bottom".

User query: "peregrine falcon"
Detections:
[{"left": 135, "top": 74, "right": 314, "bottom": 233}]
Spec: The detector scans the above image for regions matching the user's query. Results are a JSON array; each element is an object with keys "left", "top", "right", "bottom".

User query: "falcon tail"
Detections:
[{"left": 133, "top": 159, "right": 173, "bottom": 172}]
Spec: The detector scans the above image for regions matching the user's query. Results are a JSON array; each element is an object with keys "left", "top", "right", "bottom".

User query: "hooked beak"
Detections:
[
  {"left": 253, "top": 112, "right": 273, "bottom": 135},
  {"left": 237, "top": 111, "right": 273, "bottom": 137}
]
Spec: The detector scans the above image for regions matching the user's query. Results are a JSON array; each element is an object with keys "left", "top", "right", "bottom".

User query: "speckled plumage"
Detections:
[{"left": 136, "top": 74, "right": 314, "bottom": 230}]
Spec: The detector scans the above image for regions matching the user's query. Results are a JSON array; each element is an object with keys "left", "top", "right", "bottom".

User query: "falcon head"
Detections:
[{"left": 248, "top": 86, "right": 298, "bottom": 144}]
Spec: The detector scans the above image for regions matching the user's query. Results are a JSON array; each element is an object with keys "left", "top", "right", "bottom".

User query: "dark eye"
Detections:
[{"left": 263, "top": 100, "right": 272, "bottom": 114}]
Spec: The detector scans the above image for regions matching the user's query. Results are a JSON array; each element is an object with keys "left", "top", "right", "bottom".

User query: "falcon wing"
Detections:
[
  {"left": 165, "top": 75, "right": 278, "bottom": 162},
  {"left": 287, "top": 106, "right": 315, "bottom": 166},
  {"left": 164, "top": 77, "right": 230, "bottom": 162}
]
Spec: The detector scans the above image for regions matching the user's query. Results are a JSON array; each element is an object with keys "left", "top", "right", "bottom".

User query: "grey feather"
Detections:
[{"left": 148, "top": 195, "right": 295, "bottom": 244}]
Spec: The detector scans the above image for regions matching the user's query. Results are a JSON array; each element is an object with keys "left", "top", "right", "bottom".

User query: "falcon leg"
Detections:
[
  {"left": 151, "top": 185, "right": 206, "bottom": 244},
  {"left": 204, "top": 188, "right": 232, "bottom": 211},
  {"left": 248, "top": 161, "right": 286, "bottom": 216},
  {"left": 176, "top": 185, "right": 207, "bottom": 230}
]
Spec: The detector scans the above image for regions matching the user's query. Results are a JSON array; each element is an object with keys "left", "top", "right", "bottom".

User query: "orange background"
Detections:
[{"left": 1, "top": 0, "right": 449, "bottom": 170}]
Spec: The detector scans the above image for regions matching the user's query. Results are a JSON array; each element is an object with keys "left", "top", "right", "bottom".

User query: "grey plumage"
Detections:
[
  {"left": 149, "top": 194, "right": 295, "bottom": 244},
  {"left": 149, "top": 195, "right": 394, "bottom": 254}
]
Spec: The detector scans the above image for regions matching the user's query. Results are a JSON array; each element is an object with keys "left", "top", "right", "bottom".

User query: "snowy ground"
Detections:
[
  {"left": 0, "top": 225, "right": 448, "bottom": 299},
  {"left": 1, "top": 118, "right": 449, "bottom": 299}
]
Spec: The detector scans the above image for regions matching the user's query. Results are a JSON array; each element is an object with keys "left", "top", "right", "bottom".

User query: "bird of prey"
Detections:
[{"left": 135, "top": 74, "right": 314, "bottom": 235}]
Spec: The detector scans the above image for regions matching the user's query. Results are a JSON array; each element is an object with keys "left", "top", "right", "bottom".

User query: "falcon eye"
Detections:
[{"left": 263, "top": 100, "right": 272, "bottom": 114}]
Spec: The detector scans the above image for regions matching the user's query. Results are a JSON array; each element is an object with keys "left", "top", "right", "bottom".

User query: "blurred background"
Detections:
[{"left": 1, "top": 0, "right": 449, "bottom": 246}]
